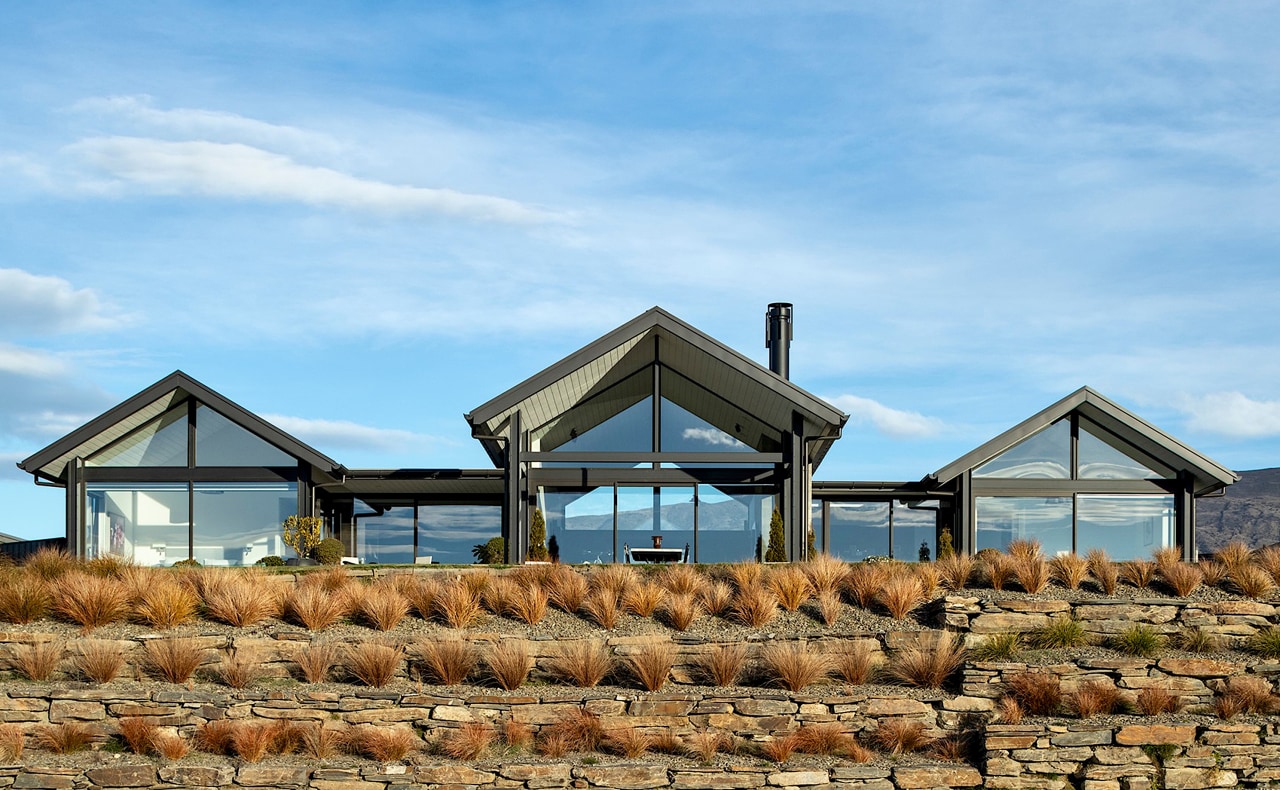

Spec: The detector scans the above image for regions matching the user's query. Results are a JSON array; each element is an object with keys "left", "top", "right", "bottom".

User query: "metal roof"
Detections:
[
  {"left": 465, "top": 307, "right": 848, "bottom": 468},
  {"left": 18, "top": 371, "right": 344, "bottom": 482},
  {"left": 929, "top": 386, "right": 1239, "bottom": 495}
]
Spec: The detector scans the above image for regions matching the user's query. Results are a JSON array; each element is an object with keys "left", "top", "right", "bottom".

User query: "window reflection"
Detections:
[
  {"left": 974, "top": 419, "right": 1071, "bottom": 479},
  {"left": 194, "top": 483, "right": 296, "bottom": 566},
  {"left": 417, "top": 505, "right": 501, "bottom": 566},
  {"left": 1077, "top": 495, "right": 1174, "bottom": 560},
  {"left": 1077, "top": 421, "right": 1166, "bottom": 480},
  {"left": 85, "top": 483, "right": 189, "bottom": 565},
  {"left": 976, "top": 496, "right": 1073, "bottom": 556},
  {"left": 354, "top": 501, "right": 415, "bottom": 565},
  {"left": 827, "top": 502, "right": 890, "bottom": 561}
]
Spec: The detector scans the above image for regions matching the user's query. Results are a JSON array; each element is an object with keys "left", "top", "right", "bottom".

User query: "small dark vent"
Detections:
[{"left": 765, "top": 302, "right": 793, "bottom": 380}]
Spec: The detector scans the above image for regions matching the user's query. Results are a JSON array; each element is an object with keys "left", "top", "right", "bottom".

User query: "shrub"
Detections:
[
  {"left": 845, "top": 563, "right": 888, "bottom": 609},
  {"left": 622, "top": 580, "right": 665, "bottom": 617},
  {"left": 795, "top": 723, "right": 856, "bottom": 756},
  {"left": 74, "top": 639, "right": 125, "bottom": 683},
  {"left": 767, "top": 565, "right": 813, "bottom": 612},
  {"left": 1028, "top": 617, "right": 1091, "bottom": 649},
  {"left": 283, "top": 515, "right": 324, "bottom": 561},
  {"left": 1086, "top": 549, "right": 1118, "bottom": 595},
  {"left": 605, "top": 724, "right": 651, "bottom": 758},
  {"left": 217, "top": 648, "right": 261, "bottom": 689},
  {"left": 581, "top": 588, "right": 620, "bottom": 630},
  {"left": 119, "top": 717, "right": 158, "bottom": 755},
  {"left": 472, "top": 536, "right": 505, "bottom": 564},
  {"left": 34, "top": 722, "right": 93, "bottom": 753},
  {"left": 13, "top": 640, "right": 64, "bottom": 681},
  {"left": 441, "top": 721, "right": 495, "bottom": 760},
  {"left": 730, "top": 584, "right": 778, "bottom": 628},
  {"left": 761, "top": 641, "right": 832, "bottom": 691},
  {"left": 625, "top": 638, "right": 677, "bottom": 692},
  {"left": 0, "top": 572, "right": 49, "bottom": 623},
  {"left": 193, "top": 720, "right": 237, "bottom": 755},
  {"left": 760, "top": 733, "right": 799, "bottom": 763},
  {"left": 1232, "top": 565, "right": 1276, "bottom": 599},
  {"left": 764, "top": 509, "right": 786, "bottom": 562},
  {"left": 869, "top": 718, "right": 932, "bottom": 754},
  {"left": 877, "top": 573, "right": 925, "bottom": 620},
  {"left": 484, "top": 640, "right": 533, "bottom": 691},
  {"left": 1136, "top": 686, "right": 1182, "bottom": 715},
  {"left": 1177, "top": 627, "right": 1221, "bottom": 654},
  {"left": 889, "top": 636, "right": 966, "bottom": 689},
  {"left": 353, "top": 582, "right": 410, "bottom": 631},
  {"left": 1198, "top": 559, "right": 1228, "bottom": 587},
  {"left": 0, "top": 723, "right": 23, "bottom": 762},
  {"left": 686, "top": 730, "right": 730, "bottom": 763},
  {"left": 203, "top": 572, "right": 278, "bottom": 628},
  {"left": 507, "top": 583, "right": 550, "bottom": 625},
  {"left": 418, "top": 638, "right": 477, "bottom": 686},
  {"left": 51, "top": 571, "right": 130, "bottom": 630},
  {"left": 936, "top": 552, "right": 974, "bottom": 591},
  {"left": 546, "top": 566, "right": 588, "bottom": 613},
  {"left": 1014, "top": 556, "right": 1051, "bottom": 594},
  {"left": 1067, "top": 679, "right": 1124, "bottom": 718},
  {"left": 345, "top": 642, "right": 403, "bottom": 687},
  {"left": 284, "top": 583, "right": 349, "bottom": 631},
  {"left": 804, "top": 553, "right": 849, "bottom": 595},
  {"left": 294, "top": 642, "right": 339, "bottom": 683},
  {"left": 1049, "top": 554, "right": 1089, "bottom": 590},
  {"left": 833, "top": 641, "right": 877, "bottom": 685},
  {"left": 133, "top": 577, "right": 200, "bottom": 629},
  {"left": 146, "top": 637, "right": 205, "bottom": 684},
  {"left": 696, "top": 642, "right": 749, "bottom": 687},
  {"left": 1119, "top": 560, "right": 1157, "bottom": 590},
  {"left": 1005, "top": 671, "right": 1062, "bottom": 715},
  {"left": 549, "top": 640, "right": 613, "bottom": 688},
  {"left": 256, "top": 555, "right": 286, "bottom": 567},
  {"left": 315, "top": 538, "right": 344, "bottom": 566},
  {"left": 1247, "top": 627, "right": 1280, "bottom": 659},
  {"left": 970, "top": 633, "right": 1021, "bottom": 662},
  {"left": 1160, "top": 562, "right": 1204, "bottom": 597},
  {"left": 434, "top": 579, "right": 483, "bottom": 629},
  {"left": 1111, "top": 624, "right": 1166, "bottom": 658},
  {"left": 660, "top": 593, "right": 703, "bottom": 631},
  {"left": 700, "top": 580, "right": 734, "bottom": 616},
  {"left": 815, "top": 589, "right": 843, "bottom": 627}
]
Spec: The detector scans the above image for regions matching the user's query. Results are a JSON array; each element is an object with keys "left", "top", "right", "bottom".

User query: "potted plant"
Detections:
[{"left": 282, "top": 515, "right": 323, "bottom": 566}]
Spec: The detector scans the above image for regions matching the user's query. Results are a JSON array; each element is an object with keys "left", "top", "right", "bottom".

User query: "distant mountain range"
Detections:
[{"left": 1196, "top": 467, "right": 1280, "bottom": 552}]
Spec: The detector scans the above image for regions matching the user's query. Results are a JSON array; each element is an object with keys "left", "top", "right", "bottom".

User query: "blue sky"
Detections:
[{"left": 2, "top": 3, "right": 1279, "bottom": 539}]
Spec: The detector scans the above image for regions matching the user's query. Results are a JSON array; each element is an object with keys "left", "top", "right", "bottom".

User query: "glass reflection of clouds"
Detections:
[
  {"left": 976, "top": 496, "right": 1073, "bottom": 557},
  {"left": 1077, "top": 495, "right": 1174, "bottom": 561},
  {"left": 974, "top": 420, "right": 1071, "bottom": 479}
]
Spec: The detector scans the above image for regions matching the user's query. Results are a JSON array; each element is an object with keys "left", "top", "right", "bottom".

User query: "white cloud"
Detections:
[
  {"left": 68, "top": 137, "right": 560, "bottom": 225},
  {"left": 681, "top": 427, "right": 748, "bottom": 449},
  {"left": 1175, "top": 392, "right": 1280, "bottom": 438},
  {"left": 827, "top": 394, "right": 945, "bottom": 439},
  {"left": 0, "top": 344, "right": 69, "bottom": 378},
  {"left": 260, "top": 414, "right": 433, "bottom": 453},
  {"left": 0, "top": 268, "right": 118, "bottom": 334},
  {"left": 72, "top": 95, "right": 345, "bottom": 158}
]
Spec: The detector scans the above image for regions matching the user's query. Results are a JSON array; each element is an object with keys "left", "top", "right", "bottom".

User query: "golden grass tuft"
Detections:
[
  {"left": 351, "top": 581, "right": 410, "bottom": 631},
  {"left": 767, "top": 565, "right": 813, "bottom": 612},
  {"left": 216, "top": 648, "right": 261, "bottom": 690},
  {"left": 24, "top": 547, "right": 77, "bottom": 581},
  {"left": 502, "top": 719, "right": 534, "bottom": 751},
  {"left": 1004, "top": 671, "right": 1062, "bottom": 715},
  {"left": 202, "top": 571, "right": 278, "bottom": 628},
  {"left": 345, "top": 641, "right": 403, "bottom": 688},
  {"left": 624, "top": 638, "right": 677, "bottom": 692},
  {"left": 0, "top": 571, "right": 50, "bottom": 624},
  {"left": 284, "top": 583, "right": 349, "bottom": 631},
  {"left": 1215, "top": 541, "right": 1254, "bottom": 573},
  {"left": 433, "top": 579, "right": 484, "bottom": 629},
  {"left": 1067, "top": 679, "right": 1123, "bottom": 718},
  {"left": 844, "top": 562, "right": 889, "bottom": 609},
  {"left": 803, "top": 553, "right": 849, "bottom": 595},
  {"left": 545, "top": 565, "right": 588, "bottom": 613},
  {"left": 760, "top": 641, "right": 832, "bottom": 691},
  {"left": 888, "top": 636, "right": 966, "bottom": 689},
  {"left": 146, "top": 637, "right": 206, "bottom": 684},
  {"left": 760, "top": 733, "right": 799, "bottom": 762},
  {"left": 986, "top": 553, "right": 1016, "bottom": 591},
  {"left": 1231, "top": 565, "right": 1276, "bottom": 599},
  {"left": 0, "top": 722, "right": 23, "bottom": 762},
  {"left": 418, "top": 637, "right": 477, "bottom": 686},
  {"left": 548, "top": 640, "right": 613, "bottom": 688},
  {"left": 193, "top": 720, "right": 237, "bottom": 755},
  {"left": 294, "top": 642, "right": 339, "bottom": 684},
  {"left": 298, "top": 724, "right": 342, "bottom": 759},
  {"left": 1198, "top": 559, "right": 1229, "bottom": 587},
  {"left": 1160, "top": 561, "right": 1204, "bottom": 597},
  {"left": 34, "top": 722, "right": 93, "bottom": 754},
  {"left": 605, "top": 724, "right": 652, "bottom": 758},
  {"left": 622, "top": 580, "right": 666, "bottom": 617},
  {"left": 730, "top": 584, "right": 778, "bottom": 628},
  {"left": 581, "top": 588, "right": 621, "bottom": 630},
  {"left": 936, "top": 552, "right": 974, "bottom": 592},
  {"left": 484, "top": 640, "right": 533, "bottom": 691},
  {"left": 13, "top": 640, "right": 65, "bottom": 681},
  {"left": 50, "top": 571, "right": 130, "bottom": 630},
  {"left": 684, "top": 730, "right": 730, "bottom": 763},
  {"left": 726, "top": 561, "right": 764, "bottom": 591},
  {"left": 869, "top": 718, "right": 932, "bottom": 754},
  {"left": 1049, "top": 554, "right": 1089, "bottom": 590},
  {"left": 699, "top": 580, "right": 734, "bottom": 616},
  {"left": 440, "top": 721, "right": 495, "bottom": 760},
  {"left": 815, "top": 589, "right": 843, "bottom": 627},
  {"left": 658, "top": 563, "right": 707, "bottom": 597},
  {"left": 589, "top": 564, "right": 636, "bottom": 600},
  {"left": 660, "top": 592, "right": 703, "bottom": 631},
  {"left": 506, "top": 583, "right": 550, "bottom": 625},
  {"left": 118, "top": 717, "right": 158, "bottom": 755},
  {"left": 1086, "top": 548, "right": 1119, "bottom": 595},
  {"left": 1135, "top": 686, "right": 1182, "bottom": 715},
  {"left": 132, "top": 576, "right": 199, "bottom": 630},
  {"left": 74, "top": 639, "right": 125, "bottom": 683},
  {"left": 695, "top": 642, "right": 749, "bottom": 687},
  {"left": 876, "top": 573, "right": 925, "bottom": 620},
  {"left": 1119, "top": 560, "right": 1157, "bottom": 590},
  {"left": 400, "top": 575, "right": 438, "bottom": 620},
  {"left": 1014, "top": 556, "right": 1051, "bottom": 594},
  {"left": 833, "top": 641, "right": 877, "bottom": 685}
]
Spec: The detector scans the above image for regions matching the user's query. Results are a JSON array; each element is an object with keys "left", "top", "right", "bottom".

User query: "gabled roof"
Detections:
[
  {"left": 18, "top": 371, "right": 344, "bottom": 481},
  {"left": 929, "top": 386, "right": 1238, "bottom": 495},
  {"left": 465, "top": 307, "right": 848, "bottom": 467}
]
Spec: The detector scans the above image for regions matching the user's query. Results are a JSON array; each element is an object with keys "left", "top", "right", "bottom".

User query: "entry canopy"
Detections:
[
  {"left": 465, "top": 307, "right": 848, "bottom": 468},
  {"left": 18, "top": 371, "right": 345, "bottom": 483},
  {"left": 929, "top": 386, "right": 1238, "bottom": 496}
]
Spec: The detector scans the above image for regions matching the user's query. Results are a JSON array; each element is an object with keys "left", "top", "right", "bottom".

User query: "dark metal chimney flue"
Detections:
[{"left": 765, "top": 302, "right": 793, "bottom": 380}]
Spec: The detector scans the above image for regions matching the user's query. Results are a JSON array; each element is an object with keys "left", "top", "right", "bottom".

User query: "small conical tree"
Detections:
[
  {"left": 528, "top": 507, "right": 548, "bottom": 561},
  {"left": 807, "top": 525, "right": 817, "bottom": 559},
  {"left": 937, "top": 528, "right": 955, "bottom": 560},
  {"left": 765, "top": 509, "right": 787, "bottom": 562}
]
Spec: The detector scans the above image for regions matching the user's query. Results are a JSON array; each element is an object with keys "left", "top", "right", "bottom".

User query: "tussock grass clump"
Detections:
[
  {"left": 418, "top": 638, "right": 477, "bottom": 686},
  {"left": 1014, "top": 556, "right": 1051, "bottom": 594},
  {"left": 352, "top": 582, "right": 410, "bottom": 631},
  {"left": 51, "top": 571, "right": 130, "bottom": 630},
  {"left": 589, "top": 565, "right": 636, "bottom": 601},
  {"left": 869, "top": 718, "right": 932, "bottom": 754},
  {"left": 1067, "top": 679, "right": 1124, "bottom": 718},
  {"left": 1028, "top": 617, "right": 1091, "bottom": 649},
  {"left": 400, "top": 576, "right": 438, "bottom": 621},
  {"left": 154, "top": 732, "right": 191, "bottom": 760},
  {"left": 507, "top": 584, "right": 550, "bottom": 625},
  {"left": 803, "top": 553, "right": 849, "bottom": 596},
  {"left": 1198, "top": 559, "right": 1229, "bottom": 587},
  {"left": 193, "top": 720, "right": 237, "bottom": 755},
  {"left": 230, "top": 722, "right": 276, "bottom": 762},
  {"left": 502, "top": 720, "right": 534, "bottom": 752},
  {"left": 13, "top": 640, "right": 65, "bottom": 681},
  {"left": 760, "top": 733, "right": 799, "bottom": 763},
  {"left": 700, "top": 580, "right": 734, "bottom": 616},
  {"left": 1110, "top": 624, "right": 1166, "bottom": 658},
  {"left": 1004, "top": 671, "right": 1062, "bottom": 715},
  {"left": 1215, "top": 541, "right": 1254, "bottom": 574},
  {"left": 1215, "top": 676, "right": 1279, "bottom": 717},
  {"left": 74, "top": 639, "right": 125, "bottom": 683},
  {"left": 1246, "top": 627, "right": 1280, "bottom": 659},
  {"left": 1119, "top": 560, "right": 1157, "bottom": 590},
  {"left": 1231, "top": 565, "right": 1275, "bottom": 599},
  {"left": 481, "top": 576, "right": 519, "bottom": 616},
  {"left": 24, "top": 547, "right": 77, "bottom": 581},
  {"left": 345, "top": 642, "right": 404, "bottom": 688},
  {"left": 217, "top": 648, "right": 261, "bottom": 689},
  {"left": 1007, "top": 538, "right": 1042, "bottom": 560},
  {"left": 660, "top": 593, "right": 703, "bottom": 631},
  {"left": 844, "top": 563, "right": 888, "bottom": 609},
  {"left": 658, "top": 564, "right": 706, "bottom": 597},
  {"left": 484, "top": 640, "right": 533, "bottom": 691},
  {"left": 284, "top": 584, "right": 349, "bottom": 631},
  {"left": 294, "top": 642, "right": 339, "bottom": 684},
  {"left": 440, "top": 721, "right": 495, "bottom": 760},
  {"left": 815, "top": 589, "right": 843, "bottom": 627},
  {"left": 996, "top": 696, "right": 1024, "bottom": 724},
  {"left": 795, "top": 723, "right": 858, "bottom": 756},
  {"left": 85, "top": 554, "right": 133, "bottom": 579},
  {"left": 1136, "top": 686, "right": 1182, "bottom": 715},
  {"left": 767, "top": 565, "right": 813, "bottom": 612},
  {"left": 888, "top": 636, "right": 966, "bottom": 689},
  {"left": 434, "top": 579, "right": 484, "bottom": 629},
  {"left": 1086, "top": 549, "right": 1119, "bottom": 595},
  {"left": 622, "top": 580, "right": 665, "bottom": 617},
  {"left": 984, "top": 553, "right": 1016, "bottom": 591},
  {"left": 1177, "top": 627, "right": 1221, "bottom": 654},
  {"left": 549, "top": 640, "right": 613, "bottom": 688},
  {"left": 535, "top": 729, "right": 571, "bottom": 758},
  {"left": 726, "top": 561, "right": 764, "bottom": 591},
  {"left": 133, "top": 576, "right": 200, "bottom": 630},
  {"left": 203, "top": 571, "right": 278, "bottom": 628},
  {"left": 760, "top": 641, "right": 832, "bottom": 691},
  {"left": 1255, "top": 545, "right": 1280, "bottom": 586},
  {"left": 146, "top": 637, "right": 206, "bottom": 684},
  {"left": 119, "top": 717, "right": 158, "bottom": 755},
  {"left": 730, "top": 584, "right": 778, "bottom": 628},
  {"left": 833, "top": 641, "right": 877, "bottom": 685},
  {"left": 695, "top": 643, "right": 749, "bottom": 687},
  {"left": 914, "top": 564, "right": 941, "bottom": 599},
  {"left": 684, "top": 730, "right": 731, "bottom": 763},
  {"left": 0, "top": 723, "right": 23, "bottom": 762},
  {"left": 1049, "top": 554, "right": 1089, "bottom": 590},
  {"left": 0, "top": 571, "right": 50, "bottom": 623},
  {"left": 936, "top": 552, "right": 974, "bottom": 591},
  {"left": 581, "top": 588, "right": 620, "bottom": 630},
  {"left": 876, "top": 573, "right": 925, "bottom": 620},
  {"left": 970, "top": 633, "right": 1021, "bottom": 662},
  {"left": 605, "top": 724, "right": 652, "bottom": 758},
  {"left": 298, "top": 724, "right": 342, "bottom": 760},
  {"left": 34, "top": 722, "right": 93, "bottom": 754},
  {"left": 625, "top": 638, "right": 677, "bottom": 692},
  {"left": 1160, "top": 562, "right": 1204, "bottom": 597},
  {"left": 543, "top": 707, "right": 604, "bottom": 752},
  {"left": 545, "top": 565, "right": 588, "bottom": 613}
]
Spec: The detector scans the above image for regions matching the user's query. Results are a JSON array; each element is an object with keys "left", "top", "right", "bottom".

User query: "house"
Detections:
[{"left": 17, "top": 305, "right": 1237, "bottom": 566}]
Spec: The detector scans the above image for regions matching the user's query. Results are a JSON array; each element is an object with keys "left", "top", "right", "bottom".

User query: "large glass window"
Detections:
[
  {"left": 1076, "top": 495, "right": 1174, "bottom": 560},
  {"left": 354, "top": 501, "right": 415, "bottom": 564},
  {"left": 195, "top": 406, "right": 295, "bottom": 467},
  {"left": 87, "top": 405, "right": 189, "bottom": 467},
  {"left": 894, "top": 501, "right": 938, "bottom": 562},
  {"left": 828, "top": 502, "right": 890, "bottom": 561},
  {"left": 974, "top": 419, "right": 1071, "bottom": 479},
  {"left": 417, "top": 505, "right": 501, "bottom": 566},
  {"left": 698, "top": 485, "right": 771, "bottom": 563},
  {"left": 1077, "top": 421, "right": 1166, "bottom": 480},
  {"left": 85, "top": 483, "right": 189, "bottom": 565},
  {"left": 542, "top": 487, "right": 615, "bottom": 564},
  {"left": 976, "top": 496, "right": 1073, "bottom": 556},
  {"left": 194, "top": 482, "right": 296, "bottom": 566}
]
